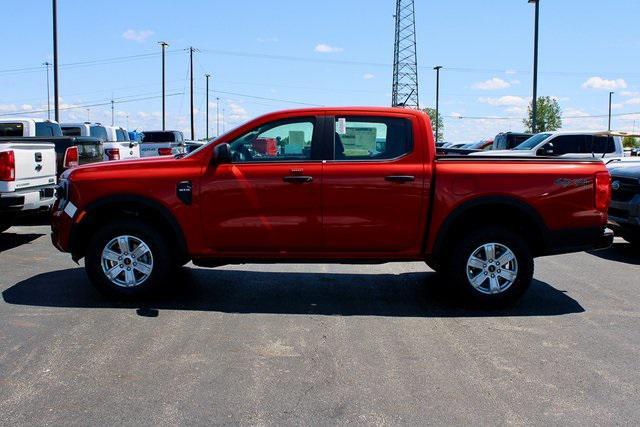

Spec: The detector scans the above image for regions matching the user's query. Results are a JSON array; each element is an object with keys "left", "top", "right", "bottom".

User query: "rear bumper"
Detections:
[
  {"left": 0, "top": 186, "right": 55, "bottom": 213},
  {"left": 546, "top": 227, "right": 614, "bottom": 255}
]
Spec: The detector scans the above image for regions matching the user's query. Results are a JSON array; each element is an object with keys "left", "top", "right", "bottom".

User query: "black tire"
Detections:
[
  {"left": 0, "top": 224, "right": 10, "bottom": 233},
  {"left": 85, "top": 218, "right": 173, "bottom": 299},
  {"left": 622, "top": 233, "right": 640, "bottom": 247},
  {"left": 444, "top": 226, "right": 534, "bottom": 308}
]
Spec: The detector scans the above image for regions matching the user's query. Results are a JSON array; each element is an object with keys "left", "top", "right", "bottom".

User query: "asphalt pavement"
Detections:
[{"left": 1, "top": 225, "right": 639, "bottom": 425}]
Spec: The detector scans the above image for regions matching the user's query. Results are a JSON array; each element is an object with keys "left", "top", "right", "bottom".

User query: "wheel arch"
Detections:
[
  {"left": 430, "top": 196, "right": 550, "bottom": 263},
  {"left": 69, "top": 195, "right": 188, "bottom": 262}
]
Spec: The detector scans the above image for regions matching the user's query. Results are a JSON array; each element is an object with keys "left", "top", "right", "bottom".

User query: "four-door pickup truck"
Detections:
[{"left": 51, "top": 107, "right": 614, "bottom": 307}]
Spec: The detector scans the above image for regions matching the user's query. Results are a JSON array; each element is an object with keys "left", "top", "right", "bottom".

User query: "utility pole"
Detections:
[
  {"left": 433, "top": 66, "right": 442, "bottom": 143},
  {"left": 52, "top": 0, "right": 60, "bottom": 122},
  {"left": 43, "top": 62, "right": 52, "bottom": 120},
  {"left": 86, "top": 108, "right": 90, "bottom": 122},
  {"left": 608, "top": 91, "right": 614, "bottom": 131},
  {"left": 188, "top": 47, "right": 197, "bottom": 140},
  {"left": 529, "top": 0, "right": 540, "bottom": 133},
  {"left": 216, "top": 97, "right": 220, "bottom": 137},
  {"left": 205, "top": 74, "right": 210, "bottom": 140},
  {"left": 222, "top": 108, "right": 225, "bottom": 133},
  {"left": 111, "top": 99, "right": 115, "bottom": 126},
  {"left": 126, "top": 114, "right": 129, "bottom": 129},
  {"left": 158, "top": 41, "right": 168, "bottom": 130}
]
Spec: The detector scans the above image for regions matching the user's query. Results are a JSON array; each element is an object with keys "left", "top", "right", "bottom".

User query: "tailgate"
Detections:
[{"left": 1, "top": 143, "right": 56, "bottom": 192}]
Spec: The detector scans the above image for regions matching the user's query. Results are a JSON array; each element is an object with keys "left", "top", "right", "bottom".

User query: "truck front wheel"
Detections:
[
  {"left": 85, "top": 219, "right": 172, "bottom": 299},
  {"left": 445, "top": 227, "right": 533, "bottom": 307}
]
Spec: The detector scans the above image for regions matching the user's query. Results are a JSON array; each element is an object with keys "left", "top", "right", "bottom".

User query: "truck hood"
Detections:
[
  {"left": 62, "top": 155, "right": 179, "bottom": 180},
  {"left": 610, "top": 164, "right": 640, "bottom": 179}
]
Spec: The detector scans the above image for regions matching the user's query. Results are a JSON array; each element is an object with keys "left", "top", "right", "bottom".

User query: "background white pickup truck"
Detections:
[
  {"left": 61, "top": 122, "right": 139, "bottom": 161},
  {"left": 0, "top": 140, "right": 57, "bottom": 233}
]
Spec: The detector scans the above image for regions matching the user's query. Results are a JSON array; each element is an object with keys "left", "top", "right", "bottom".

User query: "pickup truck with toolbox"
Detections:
[
  {"left": 51, "top": 107, "right": 613, "bottom": 307},
  {"left": 1, "top": 139, "right": 57, "bottom": 233},
  {"left": 61, "top": 123, "right": 140, "bottom": 161}
]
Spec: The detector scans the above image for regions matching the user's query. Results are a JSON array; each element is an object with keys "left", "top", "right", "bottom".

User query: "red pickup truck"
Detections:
[{"left": 51, "top": 107, "right": 613, "bottom": 307}]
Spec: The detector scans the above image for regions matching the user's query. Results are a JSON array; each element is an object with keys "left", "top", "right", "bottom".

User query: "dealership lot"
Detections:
[{"left": 1, "top": 225, "right": 639, "bottom": 425}]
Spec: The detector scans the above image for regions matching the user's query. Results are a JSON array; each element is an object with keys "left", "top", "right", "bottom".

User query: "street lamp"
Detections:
[
  {"left": 608, "top": 91, "right": 614, "bottom": 131},
  {"left": 529, "top": 0, "right": 540, "bottom": 133}
]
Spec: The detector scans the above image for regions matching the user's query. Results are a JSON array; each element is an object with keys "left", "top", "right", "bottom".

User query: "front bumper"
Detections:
[
  {"left": 547, "top": 227, "right": 614, "bottom": 255},
  {"left": 608, "top": 194, "right": 640, "bottom": 232}
]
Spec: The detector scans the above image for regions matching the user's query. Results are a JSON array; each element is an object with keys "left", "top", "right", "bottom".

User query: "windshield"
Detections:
[{"left": 513, "top": 133, "right": 552, "bottom": 150}]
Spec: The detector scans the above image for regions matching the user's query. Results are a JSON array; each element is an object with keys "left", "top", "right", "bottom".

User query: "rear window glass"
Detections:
[
  {"left": 35, "top": 122, "right": 62, "bottom": 137},
  {"left": 90, "top": 125, "right": 108, "bottom": 141},
  {"left": 591, "top": 136, "right": 616, "bottom": 153},
  {"left": 142, "top": 131, "right": 180, "bottom": 143},
  {"left": 62, "top": 126, "right": 82, "bottom": 136},
  {"left": 0, "top": 122, "right": 24, "bottom": 136}
]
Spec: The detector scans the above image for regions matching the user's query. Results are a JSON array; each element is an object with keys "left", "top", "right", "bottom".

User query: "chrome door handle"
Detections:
[
  {"left": 385, "top": 175, "right": 415, "bottom": 183},
  {"left": 283, "top": 176, "right": 313, "bottom": 184}
]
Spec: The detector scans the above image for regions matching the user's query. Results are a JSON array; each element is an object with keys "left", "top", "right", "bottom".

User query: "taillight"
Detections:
[
  {"left": 158, "top": 147, "right": 172, "bottom": 156},
  {"left": 63, "top": 146, "right": 79, "bottom": 169},
  {"left": 105, "top": 148, "right": 120, "bottom": 161},
  {"left": 0, "top": 150, "right": 16, "bottom": 181},
  {"left": 594, "top": 171, "right": 611, "bottom": 211}
]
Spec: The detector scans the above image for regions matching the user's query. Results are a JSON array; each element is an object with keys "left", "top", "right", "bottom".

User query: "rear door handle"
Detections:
[
  {"left": 385, "top": 175, "right": 415, "bottom": 183},
  {"left": 283, "top": 176, "right": 313, "bottom": 184}
]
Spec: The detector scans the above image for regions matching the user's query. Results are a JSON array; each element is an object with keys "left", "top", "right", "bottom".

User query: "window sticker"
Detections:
[{"left": 337, "top": 118, "right": 347, "bottom": 135}]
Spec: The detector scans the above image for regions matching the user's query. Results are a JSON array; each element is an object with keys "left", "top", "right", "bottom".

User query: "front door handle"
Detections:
[
  {"left": 385, "top": 175, "right": 415, "bottom": 183},
  {"left": 283, "top": 176, "right": 313, "bottom": 184}
]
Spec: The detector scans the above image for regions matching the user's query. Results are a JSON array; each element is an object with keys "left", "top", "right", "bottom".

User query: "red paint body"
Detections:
[{"left": 51, "top": 107, "right": 611, "bottom": 262}]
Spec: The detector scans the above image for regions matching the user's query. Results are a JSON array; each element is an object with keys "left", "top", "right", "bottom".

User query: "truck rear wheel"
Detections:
[
  {"left": 445, "top": 227, "right": 533, "bottom": 308},
  {"left": 85, "top": 219, "right": 172, "bottom": 299},
  {"left": 0, "top": 224, "right": 10, "bottom": 234}
]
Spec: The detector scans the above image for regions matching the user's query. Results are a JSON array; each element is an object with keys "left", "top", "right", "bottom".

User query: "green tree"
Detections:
[
  {"left": 423, "top": 107, "right": 444, "bottom": 142},
  {"left": 622, "top": 136, "right": 639, "bottom": 148},
  {"left": 523, "top": 96, "right": 562, "bottom": 133}
]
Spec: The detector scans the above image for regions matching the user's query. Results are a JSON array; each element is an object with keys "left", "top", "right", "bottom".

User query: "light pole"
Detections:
[
  {"left": 216, "top": 97, "right": 220, "bottom": 137},
  {"left": 42, "top": 62, "right": 52, "bottom": 120},
  {"left": 608, "top": 91, "right": 614, "bottom": 131},
  {"left": 188, "top": 47, "right": 197, "bottom": 140},
  {"left": 433, "top": 66, "right": 442, "bottom": 143},
  {"left": 158, "top": 41, "right": 168, "bottom": 130},
  {"left": 86, "top": 108, "right": 90, "bottom": 122},
  {"left": 205, "top": 74, "right": 210, "bottom": 140},
  {"left": 529, "top": 0, "right": 540, "bottom": 133},
  {"left": 52, "top": 0, "right": 59, "bottom": 122}
]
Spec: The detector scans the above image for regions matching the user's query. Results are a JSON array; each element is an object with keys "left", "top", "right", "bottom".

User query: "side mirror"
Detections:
[
  {"left": 537, "top": 145, "right": 555, "bottom": 156},
  {"left": 213, "top": 143, "right": 232, "bottom": 164}
]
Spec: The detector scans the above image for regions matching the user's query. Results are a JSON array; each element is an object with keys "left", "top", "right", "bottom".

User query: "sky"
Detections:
[{"left": 1, "top": 0, "right": 640, "bottom": 142}]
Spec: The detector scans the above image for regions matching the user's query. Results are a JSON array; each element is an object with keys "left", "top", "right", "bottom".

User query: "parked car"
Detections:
[
  {"left": 608, "top": 165, "right": 640, "bottom": 246},
  {"left": 139, "top": 130, "right": 186, "bottom": 157},
  {"left": 493, "top": 132, "right": 533, "bottom": 150},
  {"left": 51, "top": 107, "right": 612, "bottom": 307},
  {"left": 0, "top": 118, "right": 63, "bottom": 137},
  {"left": 1, "top": 139, "right": 57, "bottom": 233},
  {"left": 473, "top": 131, "right": 624, "bottom": 158},
  {"left": 463, "top": 140, "right": 493, "bottom": 151},
  {"left": 61, "top": 123, "right": 139, "bottom": 161}
]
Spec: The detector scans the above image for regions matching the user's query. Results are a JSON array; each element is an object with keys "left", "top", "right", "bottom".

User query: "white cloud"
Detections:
[
  {"left": 472, "top": 77, "right": 511, "bottom": 91},
  {"left": 363, "top": 73, "right": 375, "bottom": 80},
  {"left": 625, "top": 98, "right": 640, "bottom": 105},
  {"left": 122, "top": 29, "right": 154, "bottom": 43},
  {"left": 478, "top": 95, "right": 529, "bottom": 107},
  {"left": 314, "top": 43, "right": 344, "bottom": 53},
  {"left": 621, "top": 91, "right": 640, "bottom": 97},
  {"left": 581, "top": 76, "right": 628, "bottom": 91},
  {"left": 227, "top": 101, "right": 248, "bottom": 123},
  {"left": 505, "top": 69, "right": 517, "bottom": 75}
]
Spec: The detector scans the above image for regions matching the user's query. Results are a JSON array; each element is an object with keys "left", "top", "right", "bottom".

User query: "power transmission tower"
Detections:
[{"left": 392, "top": 0, "right": 419, "bottom": 109}]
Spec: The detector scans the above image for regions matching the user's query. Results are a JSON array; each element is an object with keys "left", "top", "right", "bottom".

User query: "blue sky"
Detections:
[{"left": 2, "top": 0, "right": 640, "bottom": 141}]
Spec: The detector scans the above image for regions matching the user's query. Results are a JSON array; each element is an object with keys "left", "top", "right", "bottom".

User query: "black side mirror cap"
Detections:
[{"left": 213, "top": 143, "right": 232, "bottom": 164}]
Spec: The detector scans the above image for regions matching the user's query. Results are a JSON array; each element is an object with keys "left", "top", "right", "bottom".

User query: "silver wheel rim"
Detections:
[
  {"left": 100, "top": 235, "right": 154, "bottom": 288},
  {"left": 466, "top": 242, "right": 518, "bottom": 295}
]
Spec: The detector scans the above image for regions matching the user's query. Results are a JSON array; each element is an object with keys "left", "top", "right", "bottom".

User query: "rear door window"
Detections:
[
  {"left": 591, "top": 136, "right": 616, "bottom": 153},
  {"left": 35, "top": 122, "right": 62, "bottom": 137},
  {"left": 547, "top": 135, "right": 588, "bottom": 155},
  {"left": 62, "top": 126, "right": 82, "bottom": 136},
  {"left": 332, "top": 117, "right": 413, "bottom": 160},
  {"left": 115, "top": 129, "right": 130, "bottom": 142}
]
